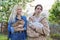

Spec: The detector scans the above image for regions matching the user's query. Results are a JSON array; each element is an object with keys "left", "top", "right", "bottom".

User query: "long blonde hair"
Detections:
[{"left": 8, "top": 4, "right": 22, "bottom": 22}]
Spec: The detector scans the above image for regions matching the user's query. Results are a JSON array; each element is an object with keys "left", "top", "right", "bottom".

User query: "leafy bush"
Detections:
[{"left": 50, "top": 33, "right": 60, "bottom": 40}]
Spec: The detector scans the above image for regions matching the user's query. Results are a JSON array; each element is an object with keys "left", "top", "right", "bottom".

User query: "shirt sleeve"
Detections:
[
  {"left": 11, "top": 27, "right": 14, "bottom": 33},
  {"left": 22, "top": 16, "right": 27, "bottom": 31},
  {"left": 41, "top": 17, "right": 50, "bottom": 36},
  {"left": 8, "top": 21, "right": 14, "bottom": 33}
]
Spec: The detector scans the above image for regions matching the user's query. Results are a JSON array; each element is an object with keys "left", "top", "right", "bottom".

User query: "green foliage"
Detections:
[
  {"left": 49, "top": 0, "right": 60, "bottom": 24},
  {"left": 0, "top": 0, "right": 34, "bottom": 22},
  {"left": 51, "top": 33, "right": 60, "bottom": 38}
]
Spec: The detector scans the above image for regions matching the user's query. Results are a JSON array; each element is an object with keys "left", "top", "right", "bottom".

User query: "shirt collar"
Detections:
[{"left": 15, "top": 16, "right": 23, "bottom": 20}]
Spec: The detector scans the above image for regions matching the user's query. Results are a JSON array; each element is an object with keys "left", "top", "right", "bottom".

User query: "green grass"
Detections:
[
  {"left": 0, "top": 34, "right": 7, "bottom": 40},
  {"left": 0, "top": 34, "right": 53, "bottom": 40}
]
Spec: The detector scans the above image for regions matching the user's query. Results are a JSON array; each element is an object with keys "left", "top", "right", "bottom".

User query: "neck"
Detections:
[
  {"left": 34, "top": 13, "right": 40, "bottom": 17},
  {"left": 16, "top": 15, "right": 22, "bottom": 20},
  {"left": 17, "top": 14, "right": 21, "bottom": 17}
]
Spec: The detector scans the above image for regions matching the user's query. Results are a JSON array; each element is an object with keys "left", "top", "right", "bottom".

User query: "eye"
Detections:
[
  {"left": 37, "top": 8, "right": 42, "bottom": 10},
  {"left": 17, "top": 8, "right": 22, "bottom": 10},
  {"left": 37, "top": 8, "right": 39, "bottom": 9},
  {"left": 18, "top": 9, "right": 21, "bottom": 10}
]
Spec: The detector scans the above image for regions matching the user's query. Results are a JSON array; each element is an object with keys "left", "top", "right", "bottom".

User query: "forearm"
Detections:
[
  {"left": 41, "top": 18, "right": 50, "bottom": 36},
  {"left": 42, "top": 27, "right": 50, "bottom": 36},
  {"left": 35, "top": 27, "right": 44, "bottom": 34},
  {"left": 27, "top": 26, "right": 39, "bottom": 37}
]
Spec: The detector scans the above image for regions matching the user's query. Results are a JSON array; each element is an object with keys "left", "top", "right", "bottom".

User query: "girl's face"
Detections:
[
  {"left": 35, "top": 6, "right": 42, "bottom": 14},
  {"left": 17, "top": 6, "right": 22, "bottom": 15}
]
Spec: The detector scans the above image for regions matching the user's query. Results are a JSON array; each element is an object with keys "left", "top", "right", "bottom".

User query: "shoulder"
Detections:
[
  {"left": 29, "top": 16, "right": 34, "bottom": 19},
  {"left": 22, "top": 16, "right": 27, "bottom": 19},
  {"left": 8, "top": 18, "right": 12, "bottom": 23},
  {"left": 21, "top": 16, "right": 27, "bottom": 21},
  {"left": 8, "top": 19, "right": 15, "bottom": 24},
  {"left": 39, "top": 13, "right": 47, "bottom": 22},
  {"left": 40, "top": 13, "right": 46, "bottom": 18}
]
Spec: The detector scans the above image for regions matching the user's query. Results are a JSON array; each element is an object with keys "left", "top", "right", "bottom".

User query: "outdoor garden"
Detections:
[{"left": 0, "top": 0, "right": 60, "bottom": 40}]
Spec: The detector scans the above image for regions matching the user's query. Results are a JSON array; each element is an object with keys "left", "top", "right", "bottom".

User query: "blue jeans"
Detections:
[{"left": 11, "top": 32, "right": 26, "bottom": 40}]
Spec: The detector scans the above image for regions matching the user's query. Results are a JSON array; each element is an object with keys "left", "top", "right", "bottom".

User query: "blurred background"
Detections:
[{"left": 0, "top": 0, "right": 60, "bottom": 40}]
